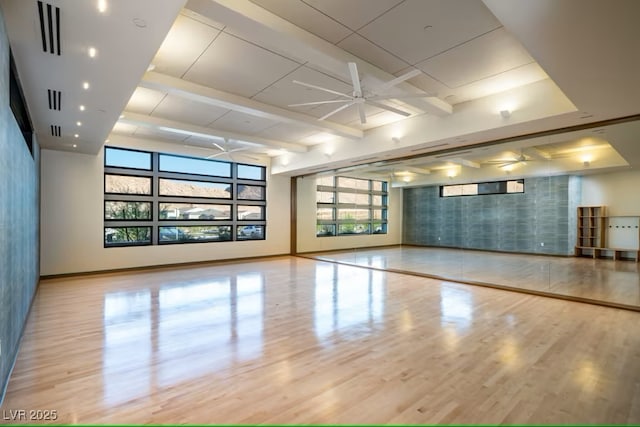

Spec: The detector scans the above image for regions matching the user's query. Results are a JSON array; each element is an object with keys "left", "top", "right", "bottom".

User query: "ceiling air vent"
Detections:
[
  {"left": 47, "top": 89, "right": 61, "bottom": 110},
  {"left": 50, "top": 125, "right": 61, "bottom": 137},
  {"left": 37, "top": 1, "right": 61, "bottom": 55}
]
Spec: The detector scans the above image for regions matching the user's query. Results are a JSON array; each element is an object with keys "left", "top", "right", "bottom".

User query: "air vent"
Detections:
[
  {"left": 411, "top": 143, "right": 449, "bottom": 152},
  {"left": 50, "top": 125, "right": 61, "bottom": 137},
  {"left": 47, "top": 89, "right": 61, "bottom": 110},
  {"left": 435, "top": 150, "right": 472, "bottom": 158},
  {"left": 37, "top": 1, "right": 61, "bottom": 55},
  {"left": 351, "top": 156, "right": 378, "bottom": 163}
]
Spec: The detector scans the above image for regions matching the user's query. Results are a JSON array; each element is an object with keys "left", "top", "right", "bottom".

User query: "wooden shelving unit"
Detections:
[{"left": 575, "top": 206, "right": 640, "bottom": 262}]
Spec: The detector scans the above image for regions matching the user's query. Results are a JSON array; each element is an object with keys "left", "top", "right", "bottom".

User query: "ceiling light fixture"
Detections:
[
  {"left": 76, "top": 121, "right": 82, "bottom": 126},
  {"left": 72, "top": 144, "right": 77, "bottom": 148},
  {"left": 74, "top": 134, "right": 79, "bottom": 138},
  {"left": 97, "top": 0, "right": 107, "bottom": 13},
  {"left": 79, "top": 105, "right": 85, "bottom": 111},
  {"left": 83, "top": 82, "right": 90, "bottom": 90},
  {"left": 88, "top": 47, "right": 97, "bottom": 58},
  {"left": 500, "top": 109, "right": 511, "bottom": 119}
]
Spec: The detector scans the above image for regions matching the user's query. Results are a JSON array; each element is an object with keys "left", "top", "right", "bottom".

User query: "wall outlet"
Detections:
[{"left": 540, "top": 242, "right": 545, "bottom": 246}]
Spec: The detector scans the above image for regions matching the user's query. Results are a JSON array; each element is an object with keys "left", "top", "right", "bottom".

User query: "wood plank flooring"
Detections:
[
  {"left": 306, "top": 246, "right": 640, "bottom": 309},
  {"left": 2, "top": 256, "right": 640, "bottom": 424}
]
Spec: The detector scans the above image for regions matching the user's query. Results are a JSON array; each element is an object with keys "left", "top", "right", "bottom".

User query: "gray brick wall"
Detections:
[
  {"left": 0, "top": 9, "right": 40, "bottom": 402},
  {"left": 403, "top": 176, "right": 576, "bottom": 255}
]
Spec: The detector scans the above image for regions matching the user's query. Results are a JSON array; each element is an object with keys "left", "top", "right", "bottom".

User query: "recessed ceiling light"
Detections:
[
  {"left": 97, "top": 0, "right": 107, "bottom": 13},
  {"left": 79, "top": 105, "right": 85, "bottom": 111},
  {"left": 83, "top": 82, "right": 90, "bottom": 90},
  {"left": 88, "top": 47, "right": 97, "bottom": 58},
  {"left": 72, "top": 144, "right": 77, "bottom": 148},
  {"left": 76, "top": 121, "right": 82, "bottom": 126},
  {"left": 74, "top": 134, "right": 79, "bottom": 138}
]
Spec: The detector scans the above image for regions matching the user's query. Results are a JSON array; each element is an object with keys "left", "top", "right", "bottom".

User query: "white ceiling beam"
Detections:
[
  {"left": 448, "top": 158, "right": 481, "bottom": 168},
  {"left": 119, "top": 112, "right": 308, "bottom": 153},
  {"left": 403, "top": 166, "right": 432, "bottom": 175},
  {"left": 185, "top": 0, "right": 452, "bottom": 116},
  {"left": 140, "top": 71, "right": 363, "bottom": 140}
]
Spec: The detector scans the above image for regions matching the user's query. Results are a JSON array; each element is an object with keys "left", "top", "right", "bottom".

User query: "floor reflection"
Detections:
[
  {"left": 314, "top": 263, "right": 385, "bottom": 339},
  {"left": 102, "top": 272, "right": 264, "bottom": 404},
  {"left": 440, "top": 286, "right": 473, "bottom": 331}
]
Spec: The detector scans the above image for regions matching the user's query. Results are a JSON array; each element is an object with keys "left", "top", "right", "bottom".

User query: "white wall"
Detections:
[
  {"left": 581, "top": 169, "right": 640, "bottom": 216},
  {"left": 296, "top": 176, "right": 402, "bottom": 253},
  {"left": 40, "top": 144, "right": 290, "bottom": 275}
]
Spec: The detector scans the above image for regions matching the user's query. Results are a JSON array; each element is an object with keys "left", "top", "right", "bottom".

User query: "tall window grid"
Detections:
[
  {"left": 316, "top": 176, "right": 388, "bottom": 237},
  {"left": 103, "top": 146, "right": 266, "bottom": 247}
]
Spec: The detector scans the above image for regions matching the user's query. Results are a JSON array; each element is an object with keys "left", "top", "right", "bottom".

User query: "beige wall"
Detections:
[
  {"left": 296, "top": 175, "right": 402, "bottom": 253},
  {"left": 40, "top": 145, "right": 291, "bottom": 275},
  {"left": 581, "top": 169, "right": 640, "bottom": 216}
]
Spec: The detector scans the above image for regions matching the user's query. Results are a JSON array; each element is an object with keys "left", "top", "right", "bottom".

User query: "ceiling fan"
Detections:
[
  {"left": 288, "top": 62, "right": 434, "bottom": 124},
  {"left": 185, "top": 139, "right": 260, "bottom": 162},
  {"left": 485, "top": 150, "right": 539, "bottom": 168}
]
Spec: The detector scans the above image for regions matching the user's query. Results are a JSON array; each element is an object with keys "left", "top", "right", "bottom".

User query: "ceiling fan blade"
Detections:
[
  {"left": 371, "top": 68, "right": 422, "bottom": 94},
  {"left": 367, "top": 100, "right": 411, "bottom": 117},
  {"left": 288, "top": 99, "right": 352, "bottom": 107},
  {"left": 368, "top": 93, "right": 436, "bottom": 101},
  {"left": 357, "top": 103, "right": 367, "bottom": 124},
  {"left": 319, "top": 102, "right": 355, "bottom": 121},
  {"left": 348, "top": 62, "right": 362, "bottom": 97},
  {"left": 292, "top": 80, "right": 353, "bottom": 99}
]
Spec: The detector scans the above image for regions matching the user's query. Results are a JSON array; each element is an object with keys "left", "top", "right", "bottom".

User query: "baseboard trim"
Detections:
[{"left": 39, "top": 253, "right": 291, "bottom": 281}]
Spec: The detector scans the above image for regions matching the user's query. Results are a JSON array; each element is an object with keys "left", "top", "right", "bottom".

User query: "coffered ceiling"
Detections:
[{"left": 2, "top": 0, "right": 639, "bottom": 183}]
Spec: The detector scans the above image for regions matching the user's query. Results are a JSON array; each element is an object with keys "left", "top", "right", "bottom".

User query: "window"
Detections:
[
  {"left": 316, "top": 176, "right": 388, "bottom": 237},
  {"left": 441, "top": 179, "right": 525, "bottom": 197},
  {"left": 104, "top": 147, "right": 266, "bottom": 247}
]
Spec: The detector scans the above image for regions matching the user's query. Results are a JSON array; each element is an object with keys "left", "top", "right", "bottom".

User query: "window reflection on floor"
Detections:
[
  {"left": 314, "top": 263, "right": 385, "bottom": 339},
  {"left": 102, "top": 273, "right": 264, "bottom": 403},
  {"left": 103, "top": 290, "right": 151, "bottom": 406},
  {"left": 440, "top": 286, "right": 473, "bottom": 331}
]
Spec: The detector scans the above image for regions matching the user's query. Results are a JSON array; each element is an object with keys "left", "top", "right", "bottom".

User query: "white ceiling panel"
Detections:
[
  {"left": 337, "top": 33, "right": 409, "bottom": 74},
  {"left": 125, "top": 87, "right": 166, "bottom": 115},
  {"left": 302, "top": 0, "right": 404, "bottom": 31},
  {"left": 209, "top": 111, "right": 279, "bottom": 135},
  {"left": 183, "top": 31, "right": 301, "bottom": 97},
  {"left": 250, "top": 0, "right": 352, "bottom": 44},
  {"left": 444, "top": 63, "right": 550, "bottom": 104},
  {"left": 417, "top": 28, "right": 535, "bottom": 88},
  {"left": 357, "top": 0, "right": 501, "bottom": 65},
  {"left": 256, "top": 123, "right": 318, "bottom": 144},
  {"left": 151, "top": 94, "right": 230, "bottom": 127},
  {"left": 151, "top": 13, "right": 222, "bottom": 78},
  {"left": 133, "top": 126, "right": 190, "bottom": 142}
]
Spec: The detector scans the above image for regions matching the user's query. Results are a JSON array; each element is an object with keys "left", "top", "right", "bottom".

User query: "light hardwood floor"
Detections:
[
  {"left": 306, "top": 246, "right": 640, "bottom": 309},
  {"left": 2, "top": 256, "right": 640, "bottom": 424}
]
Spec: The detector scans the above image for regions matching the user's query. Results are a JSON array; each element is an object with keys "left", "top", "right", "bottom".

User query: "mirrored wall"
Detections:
[{"left": 299, "top": 119, "right": 640, "bottom": 310}]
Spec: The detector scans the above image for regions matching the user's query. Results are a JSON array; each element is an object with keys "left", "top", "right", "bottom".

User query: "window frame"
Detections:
[
  {"left": 316, "top": 176, "right": 388, "bottom": 237},
  {"left": 104, "top": 147, "right": 267, "bottom": 247}
]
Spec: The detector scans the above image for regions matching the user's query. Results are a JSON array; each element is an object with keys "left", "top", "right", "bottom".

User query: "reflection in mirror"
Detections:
[{"left": 304, "top": 119, "right": 640, "bottom": 310}]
